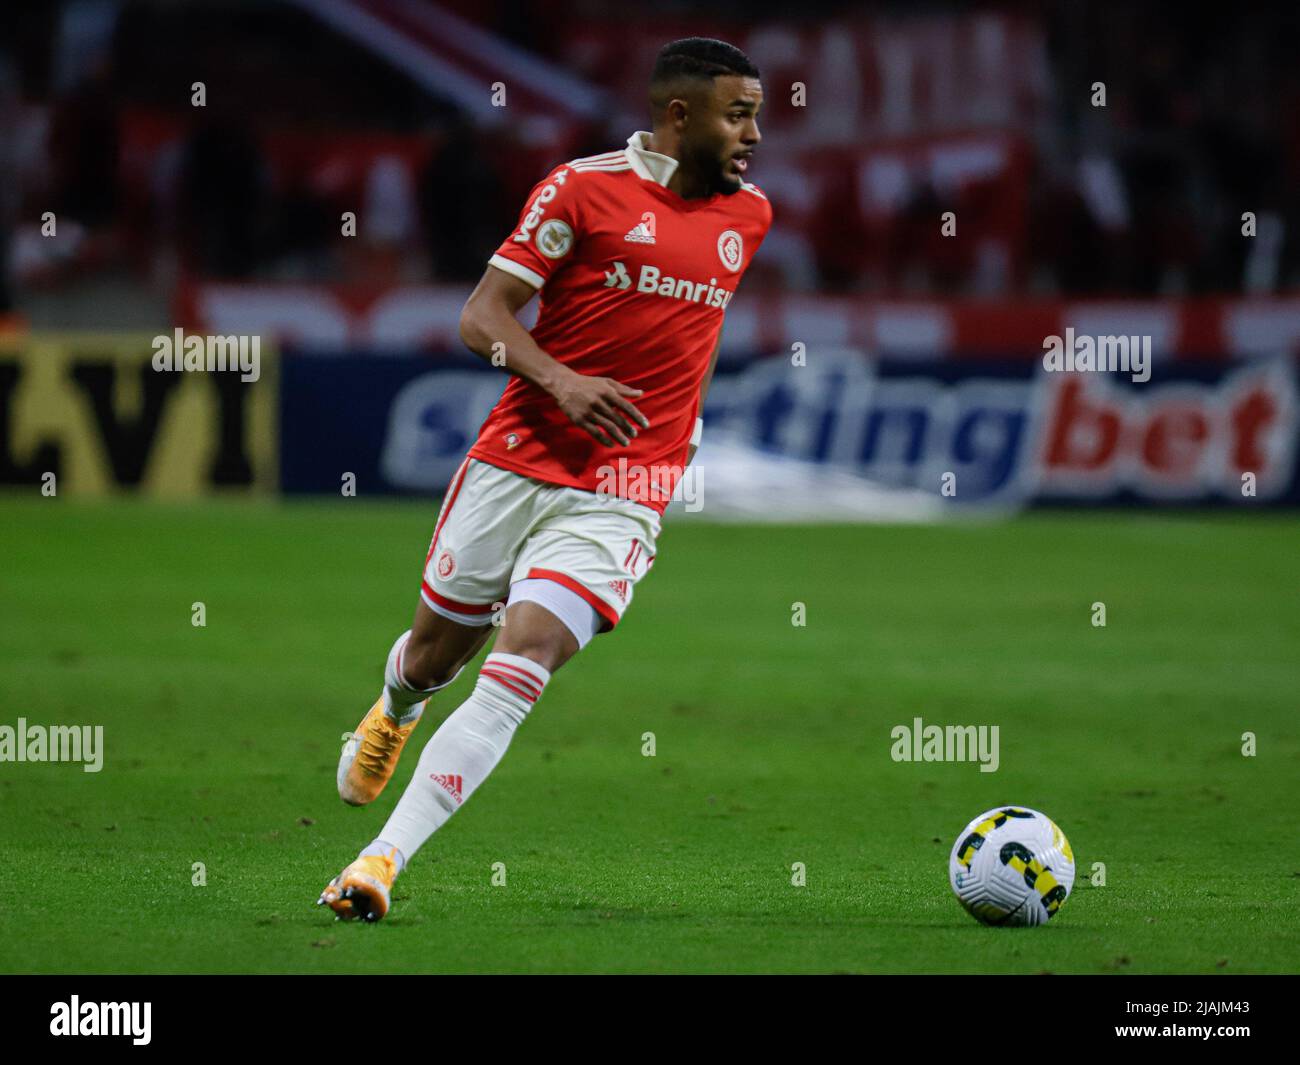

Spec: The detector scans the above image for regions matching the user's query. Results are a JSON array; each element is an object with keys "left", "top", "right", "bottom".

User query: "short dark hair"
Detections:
[{"left": 650, "top": 38, "right": 760, "bottom": 107}]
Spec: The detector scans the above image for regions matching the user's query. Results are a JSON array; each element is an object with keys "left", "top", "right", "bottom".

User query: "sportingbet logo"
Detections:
[
  {"left": 50, "top": 997, "right": 151, "bottom": 1045},
  {"left": 603, "top": 261, "right": 734, "bottom": 309},
  {"left": 704, "top": 352, "right": 1298, "bottom": 504}
]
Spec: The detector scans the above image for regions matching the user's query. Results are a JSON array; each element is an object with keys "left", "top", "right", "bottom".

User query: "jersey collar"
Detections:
[{"left": 624, "top": 131, "right": 679, "bottom": 188}]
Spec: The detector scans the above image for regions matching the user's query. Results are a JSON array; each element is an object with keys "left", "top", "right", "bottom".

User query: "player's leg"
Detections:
[
  {"left": 336, "top": 459, "right": 517, "bottom": 807},
  {"left": 320, "top": 460, "right": 540, "bottom": 919},
  {"left": 321, "top": 589, "right": 595, "bottom": 921},
  {"left": 367, "top": 590, "right": 591, "bottom": 854},
  {"left": 401, "top": 595, "right": 496, "bottom": 688},
  {"left": 319, "top": 476, "right": 661, "bottom": 922},
  {"left": 336, "top": 599, "right": 493, "bottom": 807},
  {"left": 321, "top": 497, "right": 657, "bottom": 920}
]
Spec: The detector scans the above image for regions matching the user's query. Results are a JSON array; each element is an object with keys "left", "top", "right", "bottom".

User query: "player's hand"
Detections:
[{"left": 551, "top": 370, "right": 650, "bottom": 447}]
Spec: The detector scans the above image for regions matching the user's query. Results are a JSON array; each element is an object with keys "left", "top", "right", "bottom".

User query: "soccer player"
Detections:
[{"left": 319, "top": 37, "right": 771, "bottom": 921}]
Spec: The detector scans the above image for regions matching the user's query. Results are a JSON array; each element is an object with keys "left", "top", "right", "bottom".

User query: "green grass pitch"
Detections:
[{"left": 1, "top": 498, "right": 1296, "bottom": 973}]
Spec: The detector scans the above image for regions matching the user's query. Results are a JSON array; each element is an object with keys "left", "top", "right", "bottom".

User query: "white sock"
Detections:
[
  {"left": 382, "top": 630, "right": 463, "bottom": 727},
  {"left": 375, "top": 652, "right": 550, "bottom": 863}
]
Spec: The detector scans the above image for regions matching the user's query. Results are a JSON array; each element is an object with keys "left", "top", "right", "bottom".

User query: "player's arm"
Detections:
[
  {"left": 687, "top": 333, "right": 722, "bottom": 464},
  {"left": 459, "top": 265, "right": 650, "bottom": 447}
]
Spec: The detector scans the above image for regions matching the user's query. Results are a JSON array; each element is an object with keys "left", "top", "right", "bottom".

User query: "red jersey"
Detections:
[{"left": 467, "top": 130, "right": 772, "bottom": 513}]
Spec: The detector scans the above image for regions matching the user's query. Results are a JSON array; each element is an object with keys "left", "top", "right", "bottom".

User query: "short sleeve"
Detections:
[{"left": 488, "top": 164, "right": 583, "bottom": 290}]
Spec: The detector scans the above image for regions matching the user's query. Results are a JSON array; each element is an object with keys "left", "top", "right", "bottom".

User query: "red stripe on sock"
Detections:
[
  {"left": 479, "top": 669, "right": 539, "bottom": 703},
  {"left": 485, "top": 659, "right": 546, "bottom": 697}
]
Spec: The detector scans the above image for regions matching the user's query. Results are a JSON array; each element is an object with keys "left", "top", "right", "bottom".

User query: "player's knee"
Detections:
[
  {"left": 401, "top": 635, "right": 467, "bottom": 690},
  {"left": 414, "top": 661, "right": 461, "bottom": 690},
  {"left": 494, "top": 615, "right": 578, "bottom": 674},
  {"left": 492, "top": 636, "right": 562, "bottom": 673}
]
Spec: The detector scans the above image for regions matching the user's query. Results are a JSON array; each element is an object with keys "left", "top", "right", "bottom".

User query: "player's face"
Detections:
[{"left": 692, "top": 76, "right": 762, "bottom": 195}]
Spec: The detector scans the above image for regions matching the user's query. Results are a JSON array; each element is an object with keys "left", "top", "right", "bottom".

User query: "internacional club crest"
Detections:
[
  {"left": 435, "top": 548, "right": 456, "bottom": 580},
  {"left": 717, "top": 229, "right": 743, "bottom": 272}
]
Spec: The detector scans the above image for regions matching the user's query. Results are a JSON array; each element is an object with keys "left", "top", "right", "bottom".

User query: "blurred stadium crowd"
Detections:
[{"left": 1, "top": 0, "right": 1297, "bottom": 328}]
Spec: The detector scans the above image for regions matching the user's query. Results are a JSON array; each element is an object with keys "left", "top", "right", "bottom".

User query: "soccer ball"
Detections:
[{"left": 948, "top": 806, "right": 1075, "bottom": 926}]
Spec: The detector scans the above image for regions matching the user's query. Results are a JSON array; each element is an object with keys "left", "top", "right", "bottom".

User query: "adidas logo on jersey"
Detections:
[
  {"left": 430, "top": 772, "right": 464, "bottom": 804},
  {"left": 602, "top": 261, "right": 735, "bottom": 309},
  {"left": 624, "top": 211, "right": 656, "bottom": 244}
]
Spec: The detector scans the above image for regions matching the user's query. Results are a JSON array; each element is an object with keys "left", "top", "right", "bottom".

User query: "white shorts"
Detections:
[{"left": 420, "top": 458, "right": 661, "bottom": 633}]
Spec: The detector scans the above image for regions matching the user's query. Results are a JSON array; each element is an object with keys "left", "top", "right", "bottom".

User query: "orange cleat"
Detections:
[
  {"left": 317, "top": 851, "right": 399, "bottom": 922},
  {"left": 337, "top": 696, "right": 422, "bottom": 806}
]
